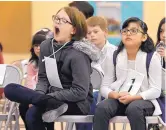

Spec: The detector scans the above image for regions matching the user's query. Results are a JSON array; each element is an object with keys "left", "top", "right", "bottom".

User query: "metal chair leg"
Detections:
[
  {"left": 4, "top": 102, "right": 16, "bottom": 130},
  {"left": 14, "top": 106, "right": 20, "bottom": 130},
  {"left": 113, "top": 123, "right": 116, "bottom": 130},
  {"left": 108, "top": 123, "right": 111, "bottom": 130},
  {"left": 65, "top": 122, "right": 74, "bottom": 130},
  {"left": 0, "top": 98, "right": 9, "bottom": 129},
  {"left": 72, "top": 123, "right": 76, "bottom": 130},
  {"left": 61, "top": 122, "right": 64, "bottom": 130},
  {"left": 122, "top": 123, "right": 127, "bottom": 130}
]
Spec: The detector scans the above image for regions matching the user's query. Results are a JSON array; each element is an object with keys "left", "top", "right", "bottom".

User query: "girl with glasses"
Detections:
[
  {"left": 93, "top": 17, "right": 162, "bottom": 130},
  {"left": 4, "top": 7, "right": 99, "bottom": 130}
]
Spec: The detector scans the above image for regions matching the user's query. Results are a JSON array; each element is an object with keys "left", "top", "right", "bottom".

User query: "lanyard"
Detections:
[{"left": 42, "top": 39, "right": 69, "bottom": 62}]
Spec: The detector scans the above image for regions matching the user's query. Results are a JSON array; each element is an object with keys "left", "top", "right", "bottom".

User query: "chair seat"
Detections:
[
  {"left": 56, "top": 115, "right": 159, "bottom": 124},
  {"left": 110, "top": 116, "right": 159, "bottom": 124},
  {"left": 56, "top": 115, "right": 93, "bottom": 123}
]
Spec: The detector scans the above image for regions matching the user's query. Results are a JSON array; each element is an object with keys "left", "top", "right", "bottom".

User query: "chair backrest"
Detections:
[
  {"left": 90, "top": 67, "right": 103, "bottom": 90},
  {"left": 11, "top": 59, "right": 28, "bottom": 79},
  {"left": 2, "top": 65, "right": 22, "bottom": 87}
]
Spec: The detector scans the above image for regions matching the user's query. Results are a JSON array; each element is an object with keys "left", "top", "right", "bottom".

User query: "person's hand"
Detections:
[
  {"left": 119, "top": 95, "right": 133, "bottom": 104},
  {"left": 29, "top": 104, "right": 33, "bottom": 108},
  {"left": 119, "top": 91, "right": 130, "bottom": 98},
  {"left": 108, "top": 91, "right": 120, "bottom": 99},
  {"left": 157, "top": 46, "right": 165, "bottom": 57}
]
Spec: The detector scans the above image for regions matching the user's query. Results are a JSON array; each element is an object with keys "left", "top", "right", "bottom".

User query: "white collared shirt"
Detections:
[{"left": 92, "top": 40, "right": 117, "bottom": 75}]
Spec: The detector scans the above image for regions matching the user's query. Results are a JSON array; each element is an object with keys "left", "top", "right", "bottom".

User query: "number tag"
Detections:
[{"left": 119, "top": 69, "right": 145, "bottom": 95}]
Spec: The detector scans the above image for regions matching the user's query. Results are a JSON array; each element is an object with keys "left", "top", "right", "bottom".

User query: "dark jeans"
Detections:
[
  {"left": 93, "top": 99, "right": 155, "bottom": 130},
  {"left": 4, "top": 83, "right": 83, "bottom": 130},
  {"left": 19, "top": 104, "right": 54, "bottom": 130}
]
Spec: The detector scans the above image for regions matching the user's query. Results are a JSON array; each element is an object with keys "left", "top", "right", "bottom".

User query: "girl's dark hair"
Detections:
[
  {"left": 29, "top": 28, "right": 51, "bottom": 67},
  {"left": 156, "top": 17, "right": 166, "bottom": 45},
  {"left": 117, "top": 17, "right": 155, "bottom": 53},
  {"left": 0, "top": 43, "right": 3, "bottom": 52}
]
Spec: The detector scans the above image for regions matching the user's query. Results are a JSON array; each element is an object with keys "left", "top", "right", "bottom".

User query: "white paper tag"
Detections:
[
  {"left": 119, "top": 69, "right": 145, "bottom": 95},
  {"left": 44, "top": 57, "right": 63, "bottom": 89}
]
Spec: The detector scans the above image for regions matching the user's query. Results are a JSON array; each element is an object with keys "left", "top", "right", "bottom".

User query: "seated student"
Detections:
[
  {"left": 25, "top": 28, "right": 51, "bottom": 89},
  {"left": 4, "top": 7, "right": 99, "bottom": 130},
  {"left": 156, "top": 17, "right": 166, "bottom": 68},
  {"left": 19, "top": 28, "right": 53, "bottom": 130},
  {"left": 93, "top": 17, "right": 162, "bottom": 130},
  {"left": 76, "top": 16, "right": 116, "bottom": 130},
  {"left": 149, "top": 17, "right": 166, "bottom": 130}
]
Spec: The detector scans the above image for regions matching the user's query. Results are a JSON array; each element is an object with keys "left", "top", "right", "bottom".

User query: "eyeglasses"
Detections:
[
  {"left": 120, "top": 28, "right": 145, "bottom": 35},
  {"left": 52, "top": 15, "right": 72, "bottom": 25},
  {"left": 33, "top": 44, "right": 40, "bottom": 48}
]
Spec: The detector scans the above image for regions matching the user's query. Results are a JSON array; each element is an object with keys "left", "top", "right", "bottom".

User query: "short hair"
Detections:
[
  {"left": 86, "top": 16, "right": 108, "bottom": 31},
  {"left": 57, "top": 7, "right": 87, "bottom": 41},
  {"left": 69, "top": 1, "right": 94, "bottom": 19}
]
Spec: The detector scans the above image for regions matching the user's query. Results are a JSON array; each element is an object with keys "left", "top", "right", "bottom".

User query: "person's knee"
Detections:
[
  {"left": 4, "top": 83, "right": 18, "bottom": 98},
  {"left": 125, "top": 100, "right": 143, "bottom": 118},
  {"left": 95, "top": 102, "right": 106, "bottom": 117},
  {"left": 95, "top": 100, "right": 112, "bottom": 117}
]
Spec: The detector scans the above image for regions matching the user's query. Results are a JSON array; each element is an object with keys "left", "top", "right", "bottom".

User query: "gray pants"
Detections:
[{"left": 93, "top": 99, "right": 154, "bottom": 130}]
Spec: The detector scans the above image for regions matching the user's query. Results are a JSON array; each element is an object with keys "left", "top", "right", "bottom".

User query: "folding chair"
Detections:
[
  {"left": 110, "top": 116, "right": 166, "bottom": 130},
  {"left": 12, "top": 59, "right": 28, "bottom": 81},
  {"left": 0, "top": 64, "right": 22, "bottom": 130},
  {"left": 54, "top": 66, "right": 103, "bottom": 130},
  {"left": 8, "top": 59, "right": 28, "bottom": 129}
]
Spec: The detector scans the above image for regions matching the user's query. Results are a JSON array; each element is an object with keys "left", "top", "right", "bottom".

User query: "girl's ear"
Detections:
[
  {"left": 71, "top": 27, "right": 76, "bottom": 35},
  {"left": 142, "top": 34, "right": 148, "bottom": 42}
]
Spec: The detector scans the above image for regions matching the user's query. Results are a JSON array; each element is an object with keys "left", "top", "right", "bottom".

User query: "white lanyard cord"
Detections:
[{"left": 42, "top": 39, "right": 70, "bottom": 62}]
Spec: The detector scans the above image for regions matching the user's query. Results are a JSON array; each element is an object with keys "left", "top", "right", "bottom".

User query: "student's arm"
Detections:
[
  {"left": 100, "top": 55, "right": 116, "bottom": 99},
  {"left": 139, "top": 52, "right": 162, "bottom": 100}
]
